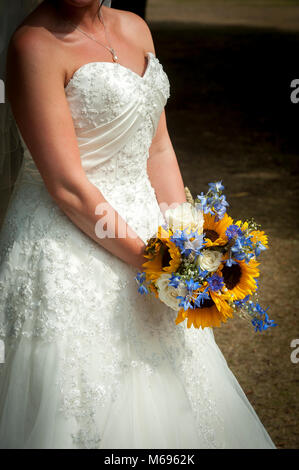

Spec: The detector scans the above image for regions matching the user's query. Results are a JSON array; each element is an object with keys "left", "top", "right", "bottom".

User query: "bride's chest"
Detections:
[{"left": 65, "top": 53, "right": 170, "bottom": 129}]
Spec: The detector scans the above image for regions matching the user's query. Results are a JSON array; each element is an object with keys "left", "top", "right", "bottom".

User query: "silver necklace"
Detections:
[{"left": 66, "top": 10, "right": 118, "bottom": 62}]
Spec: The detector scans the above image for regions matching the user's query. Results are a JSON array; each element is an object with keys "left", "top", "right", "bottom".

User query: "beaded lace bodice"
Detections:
[{"left": 20, "top": 51, "right": 170, "bottom": 242}]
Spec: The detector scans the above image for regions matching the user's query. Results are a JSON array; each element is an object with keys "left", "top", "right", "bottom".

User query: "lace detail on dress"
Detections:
[{"left": 65, "top": 52, "right": 170, "bottom": 130}]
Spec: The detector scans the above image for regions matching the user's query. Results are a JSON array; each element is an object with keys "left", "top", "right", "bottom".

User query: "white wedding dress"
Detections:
[{"left": 0, "top": 52, "right": 275, "bottom": 449}]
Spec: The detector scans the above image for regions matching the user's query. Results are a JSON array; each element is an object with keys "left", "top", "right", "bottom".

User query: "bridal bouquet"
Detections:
[{"left": 136, "top": 182, "right": 276, "bottom": 332}]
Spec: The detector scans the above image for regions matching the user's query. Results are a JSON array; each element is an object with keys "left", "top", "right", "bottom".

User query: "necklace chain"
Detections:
[{"left": 66, "top": 9, "right": 118, "bottom": 62}]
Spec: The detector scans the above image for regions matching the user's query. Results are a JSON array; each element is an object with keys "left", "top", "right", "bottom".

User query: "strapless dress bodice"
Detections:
[{"left": 18, "top": 51, "right": 170, "bottom": 241}]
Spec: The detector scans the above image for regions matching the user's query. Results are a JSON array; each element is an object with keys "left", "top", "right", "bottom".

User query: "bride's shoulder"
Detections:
[
  {"left": 9, "top": 8, "right": 55, "bottom": 58},
  {"left": 8, "top": 3, "right": 64, "bottom": 77},
  {"left": 110, "top": 7, "right": 155, "bottom": 53}
]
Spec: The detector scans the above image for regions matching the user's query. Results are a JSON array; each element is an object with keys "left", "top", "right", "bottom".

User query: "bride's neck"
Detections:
[{"left": 49, "top": 0, "right": 105, "bottom": 30}]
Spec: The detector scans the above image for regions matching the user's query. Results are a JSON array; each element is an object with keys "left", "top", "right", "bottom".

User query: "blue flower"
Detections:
[
  {"left": 233, "top": 251, "right": 254, "bottom": 263},
  {"left": 235, "top": 299, "right": 276, "bottom": 333},
  {"left": 196, "top": 185, "right": 228, "bottom": 220},
  {"left": 210, "top": 195, "right": 229, "bottom": 220},
  {"left": 207, "top": 274, "right": 224, "bottom": 292},
  {"left": 226, "top": 224, "right": 243, "bottom": 241},
  {"left": 194, "top": 289, "right": 210, "bottom": 307},
  {"left": 185, "top": 279, "right": 200, "bottom": 292},
  {"left": 251, "top": 313, "right": 276, "bottom": 332},
  {"left": 171, "top": 230, "right": 204, "bottom": 257},
  {"left": 197, "top": 266, "right": 209, "bottom": 279},
  {"left": 182, "top": 233, "right": 205, "bottom": 257},
  {"left": 135, "top": 272, "right": 149, "bottom": 295},
  {"left": 255, "top": 241, "right": 267, "bottom": 257},
  {"left": 196, "top": 192, "right": 209, "bottom": 212},
  {"left": 196, "top": 194, "right": 216, "bottom": 215},
  {"left": 234, "top": 295, "right": 250, "bottom": 307},
  {"left": 225, "top": 257, "right": 237, "bottom": 267},
  {"left": 170, "top": 229, "right": 190, "bottom": 251},
  {"left": 251, "top": 317, "right": 263, "bottom": 332},
  {"left": 255, "top": 303, "right": 269, "bottom": 317},
  {"left": 262, "top": 312, "right": 277, "bottom": 330},
  {"left": 231, "top": 236, "right": 252, "bottom": 252},
  {"left": 135, "top": 272, "right": 146, "bottom": 284},
  {"left": 208, "top": 181, "right": 225, "bottom": 193},
  {"left": 138, "top": 284, "right": 149, "bottom": 295},
  {"left": 230, "top": 235, "right": 254, "bottom": 263},
  {"left": 168, "top": 273, "right": 181, "bottom": 288},
  {"left": 177, "top": 294, "right": 193, "bottom": 311}
]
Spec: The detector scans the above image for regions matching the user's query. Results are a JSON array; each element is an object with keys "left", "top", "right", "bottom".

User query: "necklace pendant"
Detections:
[{"left": 110, "top": 48, "right": 118, "bottom": 62}]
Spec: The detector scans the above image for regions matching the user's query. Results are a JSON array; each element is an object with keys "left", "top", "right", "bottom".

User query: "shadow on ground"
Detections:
[{"left": 150, "top": 21, "right": 299, "bottom": 448}]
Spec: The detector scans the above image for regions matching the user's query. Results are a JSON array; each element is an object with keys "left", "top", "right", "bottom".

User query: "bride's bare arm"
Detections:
[
  {"left": 147, "top": 111, "right": 187, "bottom": 213},
  {"left": 7, "top": 29, "right": 145, "bottom": 269}
]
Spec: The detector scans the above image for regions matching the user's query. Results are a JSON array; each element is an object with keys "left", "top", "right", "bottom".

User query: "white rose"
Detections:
[
  {"left": 165, "top": 202, "right": 204, "bottom": 234},
  {"left": 155, "top": 273, "right": 187, "bottom": 311},
  {"left": 197, "top": 249, "right": 222, "bottom": 272}
]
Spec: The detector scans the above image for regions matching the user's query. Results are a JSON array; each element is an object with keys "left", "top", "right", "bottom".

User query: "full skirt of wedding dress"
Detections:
[{"left": 0, "top": 178, "right": 275, "bottom": 449}]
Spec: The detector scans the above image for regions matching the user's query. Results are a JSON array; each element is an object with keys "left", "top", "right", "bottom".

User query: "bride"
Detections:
[{"left": 0, "top": 0, "right": 275, "bottom": 449}]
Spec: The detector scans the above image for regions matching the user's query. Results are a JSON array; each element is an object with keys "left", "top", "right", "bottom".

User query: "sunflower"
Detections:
[
  {"left": 142, "top": 226, "right": 181, "bottom": 282},
  {"left": 144, "top": 236, "right": 163, "bottom": 258},
  {"left": 175, "top": 291, "right": 233, "bottom": 329},
  {"left": 148, "top": 282, "right": 159, "bottom": 298},
  {"left": 234, "top": 221, "right": 268, "bottom": 248},
  {"left": 235, "top": 220, "right": 249, "bottom": 232},
  {"left": 203, "top": 212, "right": 233, "bottom": 247},
  {"left": 250, "top": 230, "right": 268, "bottom": 248},
  {"left": 220, "top": 258, "right": 259, "bottom": 300}
]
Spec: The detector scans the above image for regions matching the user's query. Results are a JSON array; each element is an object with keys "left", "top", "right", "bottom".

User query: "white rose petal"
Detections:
[
  {"left": 197, "top": 249, "right": 223, "bottom": 272},
  {"left": 165, "top": 202, "right": 204, "bottom": 234},
  {"left": 155, "top": 273, "right": 187, "bottom": 311}
]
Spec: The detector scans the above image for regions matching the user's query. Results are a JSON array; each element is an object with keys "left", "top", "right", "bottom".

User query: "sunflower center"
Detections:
[
  {"left": 162, "top": 247, "right": 171, "bottom": 268},
  {"left": 199, "top": 297, "right": 215, "bottom": 309},
  {"left": 204, "top": 229, "right": 219, "bottom": 242},
  {"left": 222, "top": 263, "right": 242, "bottom": 290}
]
